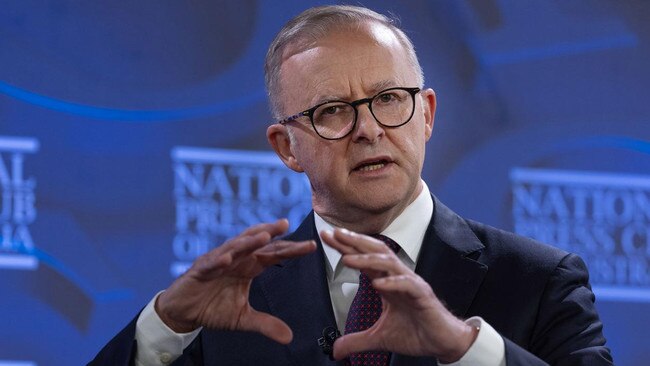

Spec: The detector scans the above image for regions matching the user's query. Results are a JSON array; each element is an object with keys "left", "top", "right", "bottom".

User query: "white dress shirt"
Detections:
[{"left": 134, "top": 181, "right": 505, "bottom": 366}]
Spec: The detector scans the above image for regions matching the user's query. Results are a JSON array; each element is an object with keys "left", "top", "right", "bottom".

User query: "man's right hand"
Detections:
[{"left": 154, "top": 219, "right": 316, "bottom": 344}]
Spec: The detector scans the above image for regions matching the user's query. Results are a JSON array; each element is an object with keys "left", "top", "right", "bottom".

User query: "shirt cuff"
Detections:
[
  {"left": 438, "top": 317, "right": 505, "bottom": 366},
  {"left": 134, "top": 291, "right": 202, "bottom": 366}
]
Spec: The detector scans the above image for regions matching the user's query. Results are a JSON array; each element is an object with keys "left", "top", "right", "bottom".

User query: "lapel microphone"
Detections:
[{"left": 317, "top": 326, "right": 341, "bottom": 360}]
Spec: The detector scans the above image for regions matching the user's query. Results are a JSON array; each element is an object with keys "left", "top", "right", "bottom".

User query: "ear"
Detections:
[
  {"left": 267, "top": 124, "right": 304, "bottom": 173},
  {"left": 421, "top": 88, "right": 436, "bottom": 141}
]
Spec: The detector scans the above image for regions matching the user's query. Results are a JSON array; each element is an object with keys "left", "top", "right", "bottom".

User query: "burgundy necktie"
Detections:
[{"left": 344, "top": 235, "right": 400, "bottom": 366}]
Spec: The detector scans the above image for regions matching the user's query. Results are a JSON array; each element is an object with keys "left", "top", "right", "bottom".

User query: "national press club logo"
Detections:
[
  {"left": 170, "top": 147, "right": 312, "bottom": 277},
  {"left": 511, "top": 168, "right": 650, "bottom": 300},
  {"left": 0, "top": 136, "right": 39, "bottom": 270}
]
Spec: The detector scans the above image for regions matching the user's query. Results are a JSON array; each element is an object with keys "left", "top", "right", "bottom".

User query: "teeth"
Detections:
[{"left": 358, "top": 163, "right": 385, "bottom": 172}]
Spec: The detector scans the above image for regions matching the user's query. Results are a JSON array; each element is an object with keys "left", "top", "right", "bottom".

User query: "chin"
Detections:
[{"left": 352, "top": 193, "right": 404, "bottom": 214}]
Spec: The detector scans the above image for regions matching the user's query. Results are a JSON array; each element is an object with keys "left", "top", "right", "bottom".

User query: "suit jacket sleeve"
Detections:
[
  {"left": 503, "top": 253, "right": 613, "bottom": 365},
  {"left": 87, "top": 313, "right": 206, "bottom": 366},
  {"left": 87, "top": 315, "right": 138, "bottom": 366}
]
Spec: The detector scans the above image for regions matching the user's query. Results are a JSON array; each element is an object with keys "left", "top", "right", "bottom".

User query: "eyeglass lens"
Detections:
[{"left": 312, "top": 88, "right": 414, "bottom": 139}]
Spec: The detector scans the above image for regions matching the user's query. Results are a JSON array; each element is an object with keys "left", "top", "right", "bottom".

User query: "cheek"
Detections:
[
  {"left": 296, "top": 144, "right": 333, "bottom": 175},
  {"left": 305, "top": 147, "right": 348, "bottom": 183},
  {"left": 399, "top": 127, "right": 427, "bottom": 165}
]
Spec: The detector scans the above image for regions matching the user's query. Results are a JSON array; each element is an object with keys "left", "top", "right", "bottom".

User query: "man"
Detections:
[{"left": 90, "top": 5, "right": 613, "bottom": 365}]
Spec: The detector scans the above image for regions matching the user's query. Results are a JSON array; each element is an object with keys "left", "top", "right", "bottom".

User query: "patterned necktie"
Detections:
[{"left": 344, "top": 235, "right": 400, "bottom": 366}]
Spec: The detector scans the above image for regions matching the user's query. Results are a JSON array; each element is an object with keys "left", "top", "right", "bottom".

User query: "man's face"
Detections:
[{"left": 268, "top": 22, "right": 436, "bottom": 230}]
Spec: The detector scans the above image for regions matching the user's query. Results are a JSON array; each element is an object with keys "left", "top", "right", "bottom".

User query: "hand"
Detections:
[
  {"left": 155, "top": 219, "right": 316, "bottom": 344},
  {"left": 321, "top": 229, "right": 478, "bottom": 363}
]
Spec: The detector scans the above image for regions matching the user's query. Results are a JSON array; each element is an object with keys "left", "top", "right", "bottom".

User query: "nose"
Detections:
[{"left": 351, "top": 103, "right": 384, "bottom": 143}]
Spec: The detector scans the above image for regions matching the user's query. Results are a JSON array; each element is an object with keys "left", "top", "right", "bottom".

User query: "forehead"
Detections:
[{"left": 278, "top": 22, "right": 416, "bottom": 107}]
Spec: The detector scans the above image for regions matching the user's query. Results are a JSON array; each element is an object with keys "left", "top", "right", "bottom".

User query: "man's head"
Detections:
[
  {"left": 265, "top": 5, "right": 436, "bottom": 233},
  {"left": 265, "top": 5, "right": 424, "bottom": 120}
]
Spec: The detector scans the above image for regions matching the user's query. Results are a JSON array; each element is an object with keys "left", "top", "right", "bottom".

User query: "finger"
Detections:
[
  {"left": 254, "top": 240, "right": 317, "bottom": 266},
  {"left": 230, "top": 232, "right": 273, "bottom": 258},
  {"left": 332, "top": 330, "right": 380, "bottom": 360},
  {"left": 203, "top": 220, "right": 291, "bottom": 267},
  {"left": 241, "top": 219, "right": 290, "bottom": 238},
  {"left": 372, "top": 275, "right": 433, "bottom": 304},
  {"left": 192, "top": 232, "right": 270, "bottom": 276},
  {"left": 341, "top": 253, "right": 407, "bottom": 278},
  {"left": 243, "top": 309, "right": 294, "bottom": 345},
  {"left": 210, "top": 230, "right": 267, "bottom": 258},
  {"left": 332, "top": 229, "right": 390, "bottom": 254},
  {"left": 201, "top": 232, "right": 269, "bottom": 267},
  {"left": 320, "top": 230, "right": 360, "bottom": 255}
]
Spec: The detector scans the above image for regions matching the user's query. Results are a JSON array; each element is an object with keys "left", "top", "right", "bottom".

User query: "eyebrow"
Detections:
[
  {"left": 312, "top": 94, "right": 342, "bottom": 105},
  {"left": 312, "top": 80, "right": 400, "bottom": 105},
  {"left": 369, "top": 80, "right": 398, "bottom": 93}
]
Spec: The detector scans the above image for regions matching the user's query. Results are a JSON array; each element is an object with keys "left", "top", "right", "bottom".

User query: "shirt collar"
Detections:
[{"left": 316, "top": 180, "right": 433, "bottom": 275}]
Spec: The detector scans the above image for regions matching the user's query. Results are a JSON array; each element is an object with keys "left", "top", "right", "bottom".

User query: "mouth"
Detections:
[{"left": 353, "top": 158, "right": 393, "bottom": 172}]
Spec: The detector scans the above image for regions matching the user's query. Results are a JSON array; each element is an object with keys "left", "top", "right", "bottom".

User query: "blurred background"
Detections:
[{"left": 0, "top": 0, "right": 648, "bottom": 364}]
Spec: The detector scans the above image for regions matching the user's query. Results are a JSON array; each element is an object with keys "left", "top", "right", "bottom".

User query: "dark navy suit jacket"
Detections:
[{"left": 90, "top": 196, "right": 613, "bottom": 365}]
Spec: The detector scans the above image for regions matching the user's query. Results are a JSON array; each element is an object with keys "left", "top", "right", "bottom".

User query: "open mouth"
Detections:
[{"left": 353, "top": 159, "right": 391, "bottom": 172}]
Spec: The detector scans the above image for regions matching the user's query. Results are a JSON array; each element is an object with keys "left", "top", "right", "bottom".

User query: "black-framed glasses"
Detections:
[{"left": 277, "top": 87, "right": 421, "bottom": 140}]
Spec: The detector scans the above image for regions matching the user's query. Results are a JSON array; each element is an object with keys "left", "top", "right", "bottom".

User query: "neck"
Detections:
[{"left": 314, "top": 181, "right": 423, "bottom": 234}]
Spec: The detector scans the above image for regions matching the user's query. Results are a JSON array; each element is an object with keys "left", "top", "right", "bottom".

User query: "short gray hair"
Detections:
[{"left": 264, "top": 5, "right": 424, "bottom": 120}]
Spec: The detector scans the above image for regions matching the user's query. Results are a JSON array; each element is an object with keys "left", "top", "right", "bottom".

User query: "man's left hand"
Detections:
[{"left": 320, "top": 229, "right": 478, "bottom": 363}]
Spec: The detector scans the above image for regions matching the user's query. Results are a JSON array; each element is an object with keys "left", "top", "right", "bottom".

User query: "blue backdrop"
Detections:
[{"left": 1, "top": 1, "right": 648, "bottom": 364}]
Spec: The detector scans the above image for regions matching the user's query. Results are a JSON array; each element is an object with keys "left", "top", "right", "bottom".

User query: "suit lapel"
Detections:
[
  {"left": 391, "top": 196, "right": 488, "bottom": 366},
  {"left": 416, "top": 196, "right": 488, "bottom": 316},
  {"left": 256, "top": 212, "right": 342, "bottom": 365}
]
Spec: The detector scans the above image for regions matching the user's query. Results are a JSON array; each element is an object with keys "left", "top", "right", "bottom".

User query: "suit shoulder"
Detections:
[{"left": 465, "top": 218, "right": 570, "bottom": 272}]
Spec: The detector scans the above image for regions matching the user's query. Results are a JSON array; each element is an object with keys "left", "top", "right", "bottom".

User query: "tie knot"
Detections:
[{"left": 372, "top": 234, "right": 400, "bottom": 254}]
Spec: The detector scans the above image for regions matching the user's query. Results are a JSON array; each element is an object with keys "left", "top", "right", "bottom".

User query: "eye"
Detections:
[
  {"left": 376, "top": 92, "right": 397, "bottom": 103},
  {"left": 315, "top": 102, "right": 350, "bottom": 119},
  {"left": 322, "top": 105, "right": 339, "bottom": 115}
]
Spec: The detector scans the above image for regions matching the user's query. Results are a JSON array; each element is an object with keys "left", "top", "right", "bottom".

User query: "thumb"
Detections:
[
  {"left": 243, "top": 310, "right": 294, "bottom": 345},
  {"left": 332, "top": 331, "right": 378, "bottom": 360}
]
